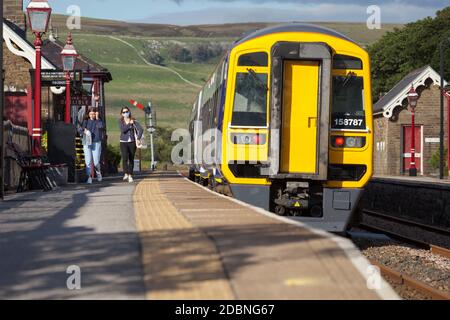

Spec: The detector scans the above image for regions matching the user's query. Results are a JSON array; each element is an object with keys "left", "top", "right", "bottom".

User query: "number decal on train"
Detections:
[{"left": 332, "top": 114, "right": 366, "bottom": 130}]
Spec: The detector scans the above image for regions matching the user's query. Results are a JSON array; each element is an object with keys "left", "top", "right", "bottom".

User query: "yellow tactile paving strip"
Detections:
[{"left": 133, "top": 177, "right": 235, "bottom": 300}]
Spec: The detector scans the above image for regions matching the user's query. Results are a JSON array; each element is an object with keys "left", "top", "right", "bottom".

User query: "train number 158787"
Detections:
[
  {"left": 332, "top": 114, "right": 366, "bottom": 130},
  {"left": 334, "top": 118, "right": 364, "bottom": 127}
]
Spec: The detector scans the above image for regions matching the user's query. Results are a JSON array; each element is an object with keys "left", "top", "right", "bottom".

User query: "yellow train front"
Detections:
[{"left": 189, "top": 24, "right": 373, "bottom": 232}]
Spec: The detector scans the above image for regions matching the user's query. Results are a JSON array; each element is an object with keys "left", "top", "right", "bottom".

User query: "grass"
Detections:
[{"left": 63, "top": 32, "right": 216, "bottom": 146}]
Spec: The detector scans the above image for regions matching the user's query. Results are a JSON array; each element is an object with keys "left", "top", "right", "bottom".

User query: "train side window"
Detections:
[
  {"left": 231, "top": 72, "right": 268, "bottom": 127},
  {"left": 331, "top": 75, "right": 366, "bottom": 130},
  {"left": 238, "top": 52, "right": 268, "bottom": 67},
  {"left": 333, "top": 54, "right": 363, "bottom": 70}
]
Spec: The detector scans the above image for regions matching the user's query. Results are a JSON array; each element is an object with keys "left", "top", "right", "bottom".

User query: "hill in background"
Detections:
[{"left": 51, "top": 14, "right": 402, "bottom": 46}]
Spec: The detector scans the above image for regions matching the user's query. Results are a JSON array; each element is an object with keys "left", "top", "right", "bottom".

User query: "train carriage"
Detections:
[{"left": 189, "top": 23, "right": 373, "bottom": 232}]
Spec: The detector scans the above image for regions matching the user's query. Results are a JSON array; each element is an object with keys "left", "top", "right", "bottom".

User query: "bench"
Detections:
[{"left": 6, "top": 141, "right": 55, "bottom": 192}]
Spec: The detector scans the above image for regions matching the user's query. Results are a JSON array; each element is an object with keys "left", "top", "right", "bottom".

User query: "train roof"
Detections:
[{"left": 232, "top": 23, "right": 359, "bottom": 48}]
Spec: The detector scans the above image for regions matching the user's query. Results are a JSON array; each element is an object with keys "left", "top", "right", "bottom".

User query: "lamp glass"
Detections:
[
  {"left": 28, "top": 11, "right": 50, "bottom": 33},
  {"left": 62, "top": 55, "right": 76, "bottom": 72}
]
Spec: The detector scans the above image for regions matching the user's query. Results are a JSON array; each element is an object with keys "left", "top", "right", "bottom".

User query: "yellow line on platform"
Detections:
[{"left": 133, "top": 178, "right": 235, "bottom": 300}]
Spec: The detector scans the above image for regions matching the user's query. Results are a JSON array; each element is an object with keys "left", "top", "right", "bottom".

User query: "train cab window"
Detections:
[
  {"left": 238, "top": 52, "right": 268, "bottom": 67},
  {"left": 333, "top": 55, "right": 363, "bottom": 70},
  {"left": 231, "top": 72, "right": 268, "bottom": 127},
  {"left": 331, "top": 74, "right": 366, "bottom": 130}
]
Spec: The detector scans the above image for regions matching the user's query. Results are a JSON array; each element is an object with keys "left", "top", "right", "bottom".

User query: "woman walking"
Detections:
[
  {"left": 79, "top": 107, "right": 104, "bottom": 184},
  {"left": 119, "top": 107, "right": 144, "bottom": 183}
]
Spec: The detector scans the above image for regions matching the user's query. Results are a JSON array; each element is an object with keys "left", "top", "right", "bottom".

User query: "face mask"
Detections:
[{"left": 123, "top": 112, "right": 130, "bottom": 118}]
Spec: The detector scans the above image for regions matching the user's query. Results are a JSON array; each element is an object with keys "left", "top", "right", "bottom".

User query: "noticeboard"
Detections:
[
  {"left": 40, "top": 70, "right": 83, "bottom": 86},
  {"left": 29, "top": 70, "right": 83, "bottom": 87}
]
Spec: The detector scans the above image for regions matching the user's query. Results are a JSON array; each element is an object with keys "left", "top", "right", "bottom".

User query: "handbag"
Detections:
[
  {"left": 134, "top": 125, "right": 147, "bottom": 149},
  {"left": 83, "top": 130, "right": 92, "bottom": 146}
]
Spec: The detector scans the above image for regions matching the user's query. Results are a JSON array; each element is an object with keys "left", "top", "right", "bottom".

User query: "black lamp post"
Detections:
[
  {"left": 60, "top": 33, "right": 78, "bottom": 124},
  {"left": 26, "top": 0, "right": 52, "bottom": 155},
  {"left": 439, "top": 38, "right": 450, "bottom": 179},
  {"left": 407, "top": 85, "right": 419, "bottom": 176}
]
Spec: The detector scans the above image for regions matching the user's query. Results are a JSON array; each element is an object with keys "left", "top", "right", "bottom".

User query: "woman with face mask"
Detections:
[
  {"left": 79, "top": 106, "right": 104, "bottom": 184},
  {"left": 119, "top": 107, "right": 144, "bottom": 183}
]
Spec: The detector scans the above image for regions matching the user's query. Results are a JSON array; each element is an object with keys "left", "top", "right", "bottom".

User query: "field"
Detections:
[
  {"left": 51, "top": 15, "right": 402, "bottom": 161},
  {"left": 60, "top": 33, "right": 228, "bottom": 145}
]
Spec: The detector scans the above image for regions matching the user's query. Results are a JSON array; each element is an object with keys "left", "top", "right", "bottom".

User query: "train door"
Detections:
[
  {"left": 268, "top": 42, "right": 331, "bottom": 180},
  {"left": 280, "top": 60, "right": 320, "bottom": 174},
  {"left": 402, "top": 125, "right": 423, "bottom": 175}
]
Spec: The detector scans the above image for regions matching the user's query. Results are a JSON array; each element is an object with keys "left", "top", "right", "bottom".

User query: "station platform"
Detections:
[
  {"left": 0, "top": 172, "right": 398, "bottom": 300},
  {"left": 361, "top": 175, "right": 450, "bottom": 230},
  {"left": 373, "top": 175, "right": 450, "bottom": 187},
  {"left": 134, "top": 173, "right": 398, "bottom": 300}
]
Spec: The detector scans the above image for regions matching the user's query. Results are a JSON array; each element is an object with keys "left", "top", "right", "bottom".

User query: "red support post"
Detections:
[
  {"left": 65, "top": 72, "right": 71, "bottom": 123},
  {"left": 32, "top": 33, "right": 43, "bottom": 156},
  {"left": 410, "top": 109, "right": 417, "bottom": 176}
]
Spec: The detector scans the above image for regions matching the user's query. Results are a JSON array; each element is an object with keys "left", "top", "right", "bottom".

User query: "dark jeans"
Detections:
[{"left": 120, "top": 142, "right": 137, "bottom": 175}]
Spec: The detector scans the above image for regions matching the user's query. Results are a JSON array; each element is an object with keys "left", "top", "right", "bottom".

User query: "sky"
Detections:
[{"left": 41, "top": 0, "right": 448, "bottom": 25}]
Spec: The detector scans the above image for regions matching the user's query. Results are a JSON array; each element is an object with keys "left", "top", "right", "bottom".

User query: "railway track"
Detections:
[
  {"left": 369, "top": 259, "right": 450, "bottom": 300},
  {"left": 355, "top": 209, "right": 450, "bottom": 299},
  {"left": 359, "top": 209, "right": 450, "bottom": 251}
]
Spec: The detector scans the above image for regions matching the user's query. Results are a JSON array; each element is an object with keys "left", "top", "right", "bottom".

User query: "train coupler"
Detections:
[{"left": 273, "top": 189, "right": 310, "bottom": 216}]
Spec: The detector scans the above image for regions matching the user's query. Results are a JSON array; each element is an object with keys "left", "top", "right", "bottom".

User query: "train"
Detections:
[{"left": 188, "top": 23, "right": 373, "bottom": 232}]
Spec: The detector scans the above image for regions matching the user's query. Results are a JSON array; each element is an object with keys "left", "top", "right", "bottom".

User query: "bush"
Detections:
[
  {"left": 168, "top": 44, "right": 192, "bottom": 63},
  {"left": 145, "top": 50, "right": 165, "bottom": 66},
  {"left": 192, "top": 44, "right": 210, "bottom": 63},
  {"left": 191, "top": 43, "right": 227, "bottom": 63},
  {"left": 140, "top": 126, "right": 178, "bottom": 164},
  {"left": 429, "top": 148, "right": 448, "bottom": 174}
]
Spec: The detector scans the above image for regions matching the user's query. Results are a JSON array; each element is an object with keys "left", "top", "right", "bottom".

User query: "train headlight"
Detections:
[
  {"left": 331, "top": 136, "right": 366, "bottom": 148},
  {"left": 345, "top": 137, "right": 357, "bottom": 148},
  {"left": 231, "top": 133, "right": 266, "bottom": 145}
]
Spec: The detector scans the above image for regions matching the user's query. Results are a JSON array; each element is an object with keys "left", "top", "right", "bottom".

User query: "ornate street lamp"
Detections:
[
  {"left": 407, "top": 85, "right": 419, "bottom": 177},
  {"left": 60, "top": 34, "right": 78, "bottom": 124},
  {"left": 26, "top": 0, "right": 52, "bottom": 155}
]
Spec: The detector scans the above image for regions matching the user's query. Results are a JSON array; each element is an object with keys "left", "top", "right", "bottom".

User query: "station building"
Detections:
[
  {"left": 373, "top": 66, "right": 450, "bottom": 177},
  {"left": 2, "top": 0, "right": 112, "bottom": 189}
]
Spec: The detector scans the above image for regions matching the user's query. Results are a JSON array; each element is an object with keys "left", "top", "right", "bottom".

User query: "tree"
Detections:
[
  {"left": 191, "top": 43, "right": 226, "bottom": 63},
  {"left": 168, "top": 44, "right": 192, "bottom": 63},
  {"left": 192, "top": 44, "right": 210, "bottom": 63},
  {"left": 368, "top": 6, "right": 450, "bottom": 101}
]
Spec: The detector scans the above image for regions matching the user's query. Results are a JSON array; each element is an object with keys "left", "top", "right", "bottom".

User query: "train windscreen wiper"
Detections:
[
  {"left": 247, "top": 68, "right": 268, "bottom": 91},
  {"left": 342, "top": 71, "right": 356, "bottom": 87}
]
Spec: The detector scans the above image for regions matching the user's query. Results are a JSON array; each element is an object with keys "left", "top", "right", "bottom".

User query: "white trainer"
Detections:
[
  {"left": 97, "top": 172, "right": 103, "bottom": 182},
  {"left": 128, "top": 175, "right": 134, "bottom": 183},
  {"left": 123, "top": 174, "right": 129, "bottom": 181},
  {"left": 87, "top": 177, "right": 93, "bottom": 184}
]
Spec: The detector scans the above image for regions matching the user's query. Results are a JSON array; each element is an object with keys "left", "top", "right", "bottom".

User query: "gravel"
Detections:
[{"left": 350, "top": 230, "right": 450, "bottom": 300}]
